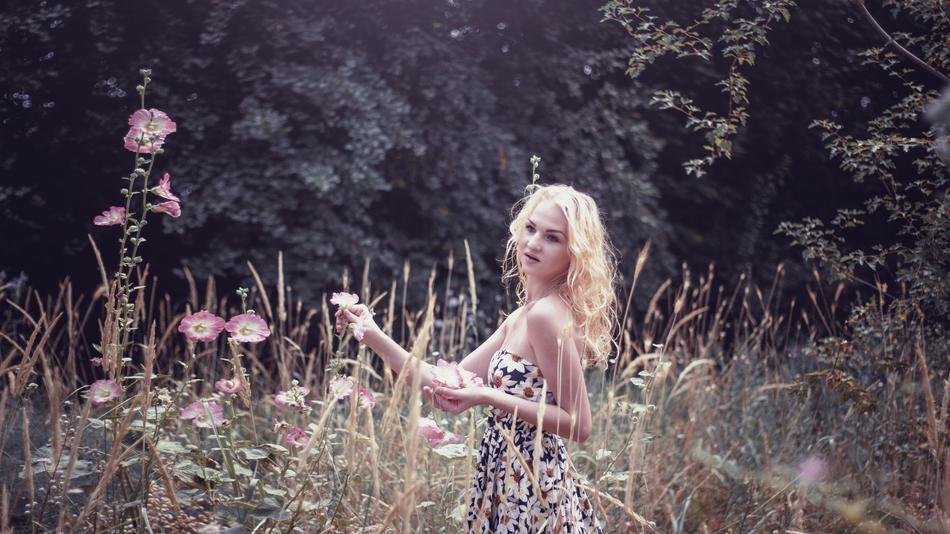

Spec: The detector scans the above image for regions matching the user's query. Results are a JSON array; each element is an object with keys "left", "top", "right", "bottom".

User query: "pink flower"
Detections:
[
  {"left": 275, "top": 383, "right": 310, "bottom": 412},
  {"left": 214, "top": 376, "right": 243, "bottom": 397},
  {"left": 178, "top": 311, "right": 226, "bottom": 342},
  {"left": 152, "top": 200, "right": 181, "bottom": 218},
  {"left": 418, "top": 416, "right": 462, "bottom": 448},
  {"left": 123, "top": 128, "right": 165, "bottom": 154},
  {"left": 285, "top": 426, "right": 309, "bottom": 448},
  {"left": 89, "top": 357, "right": 103, "bottom": 367},
  {"left": 225, "top": 313, "right": 271, "bottom": 343},
  {"left": 430, "top": 359, "right": 484, "bottom": 390},
  {"left": 180, "top": 400, "right": 225, "bottom": 429},
  {"left": 356, "top": 386, "right": 376, "bottom": 410},
  {"left": 330, "top": 292, "right": 359, "bottom": 307},
  {"left": 152, "top": 172, "right": 180, "bottom": 202},
  {"left": 329, "top": 376, "right": 353, "bottom": 399},
  {"left": 93, "top": 206, "right": 126, "bottom": 226},
  {"left": 797, "top": 455, "right": 827, "bottom": 483},
  {"left": 128, "top": 108, "right": 177, "bottom": 139},
  {"left": 86, "top": 379, "right": 121, "bottom": 405}
]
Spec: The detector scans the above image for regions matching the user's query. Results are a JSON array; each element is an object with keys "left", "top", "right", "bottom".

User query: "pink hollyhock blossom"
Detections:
[
  {"left": 329, "top": 376, "right": 353, "bottom": 399},
  {"left": 93, "top": 206, "right": 126, "bottom": 226},
  {"left": 356, "top": 386, "right": 376, "bottom": 410},
  {"left": 180, "top": 400, "right": 225, "bottom": 429},
  {"left": 152, "top": 200, "right": 181, "bottom": 218},
  {"left": 418, "top": 417, "right": 462, "bottom": 447},
  {"left": 215, "top": 376, "right": 243, "bottom": 397},
  {"left": 797, "top": 455, "right": 827, "bottom": 483},
  {"left": 330, "top": 292, "right": 359, "bottom": 307},
  {"left": 275, "top": 383, "right": 310, "bottom": 412},
  {"left": 178, "top": 311, "right": 226, "bottom": 342},
  {"left": 153, "top": 172, "right": 180, "bottom": 202},
  {"left": 86, "top": 379, "right": 121, "bottom": 405},
  {"left": 123, "top": 127, "right": 165, "bottom": 154},
  {"left": 430, "top": 359, "right": 484, "bottom": 390},
  {"left": 285, "top": 426, "right": 309, "bottom": 448},
  {"left": 225, "top": 313, "right": 271, "bottom": 343},
  {"left": 128, "top": 108, "right": 177, "bottom": 139}
]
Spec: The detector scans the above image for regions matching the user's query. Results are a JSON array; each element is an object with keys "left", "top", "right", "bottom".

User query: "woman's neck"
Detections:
[{"left": 525, "top": 276, "right": 559, "bottom": 304}]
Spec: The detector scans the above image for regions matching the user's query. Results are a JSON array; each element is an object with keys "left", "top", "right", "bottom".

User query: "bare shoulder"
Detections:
[{"left": 525, "top": 295, "right": 573, "bottom": 333}]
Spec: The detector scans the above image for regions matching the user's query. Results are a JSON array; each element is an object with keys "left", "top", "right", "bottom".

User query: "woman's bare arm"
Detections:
[{"left": 341, "top": 304, "right": 513, "bottom": 389}]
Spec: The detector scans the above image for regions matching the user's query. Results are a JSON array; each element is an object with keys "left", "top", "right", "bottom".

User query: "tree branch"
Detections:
[{"left": 852, "top": 0, "right": 950, "bottom": 86}]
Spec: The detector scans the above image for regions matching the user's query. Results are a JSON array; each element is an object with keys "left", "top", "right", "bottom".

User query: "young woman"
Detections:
[{"left": 336, "top": 184, "right": 617, "bottom": 533}]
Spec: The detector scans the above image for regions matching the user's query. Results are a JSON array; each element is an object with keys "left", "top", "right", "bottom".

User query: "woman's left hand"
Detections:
[{"left": 425, "top": 385, "right": 488, "bottom": 416}]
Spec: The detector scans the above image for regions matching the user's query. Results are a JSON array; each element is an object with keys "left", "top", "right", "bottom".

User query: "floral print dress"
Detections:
[{"left": 467, "top": 349, "right": 603, "bottom": 533}]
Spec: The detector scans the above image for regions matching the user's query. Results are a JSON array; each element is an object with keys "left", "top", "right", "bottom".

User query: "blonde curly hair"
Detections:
[{"left": 501, "top": 184, "right": 619, "bottom": 368}]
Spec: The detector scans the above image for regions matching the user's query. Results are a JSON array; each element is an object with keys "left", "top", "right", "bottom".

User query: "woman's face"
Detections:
[{"left": 518, "top": 199, "right": 571, "bottom": 283}]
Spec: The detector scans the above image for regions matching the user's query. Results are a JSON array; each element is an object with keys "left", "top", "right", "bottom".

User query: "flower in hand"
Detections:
[
  {"left": 334, "top": 302, "right": 378, "bottom": 343},
  {"left": 430, "top": 359, "right": 484, "bottom": 389}
]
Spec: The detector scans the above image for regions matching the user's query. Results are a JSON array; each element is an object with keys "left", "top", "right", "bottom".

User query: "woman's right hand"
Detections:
[{"left": 334, "top": 303, "right": 381, "bottom": 341}]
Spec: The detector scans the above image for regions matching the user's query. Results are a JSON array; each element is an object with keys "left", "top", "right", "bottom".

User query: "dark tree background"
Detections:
[{"left": 0, "top": 0, "right": 897, "bottom": 308}]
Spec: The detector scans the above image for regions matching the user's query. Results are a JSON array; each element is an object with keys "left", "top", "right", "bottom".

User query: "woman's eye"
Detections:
[
  {"left": 525, "top": 225, "right": 535, "bottom": 233},
  {"left": 547, "top": 235, "right": 559, "bottom": 243}
]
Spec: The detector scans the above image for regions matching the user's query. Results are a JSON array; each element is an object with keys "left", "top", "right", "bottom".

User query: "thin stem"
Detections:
[{"left": 853, "top": 0, "right": 950, "bottom": 86}]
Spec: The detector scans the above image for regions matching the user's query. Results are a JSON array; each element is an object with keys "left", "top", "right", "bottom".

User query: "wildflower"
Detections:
[
  {"left": 285, "top": 426, "right": 310, "bottom": 448},
  {"left": 430, "top": 359, "right": 484, "bottom": 389},
  {"left": 180, "top": 400, "right": 225, "bottom": 429},
  {"left": 329, "top": 376, "right": 353, "bottom": 399},
  {"left": 86, "top": 379, "right": 121, "bottom": 405},
  {"left": 178, "top": 311, "right": 226, "bottom": 342},
  {"left": 93, "top": 206, "right": 126, "bottom": 226},
  {"left": 330, "top": 292, "right": 359, "bottom": 307},
  {"left": 128, "top": 108, "right": 177, "bottom": 139},
  {"left": 225, "top": 313, "right": 271, "bottom": 343},
  {"left": 275, "top": 382, "right": 310, "bottom": 413},
  {"left": 151, "top": 200, "right": 181, "bottom": 218},
  {"left": 797, "top": 455, "right": 827, "bottom": 483},
  {"left": 89, "top": 357, "right": 103, "bottom": 367},
  {"left": 214, "top": 376, "right": 243, "bottom": 397},
  {"left": 152, "top": 172, "right": 180, "bottom": 202},
  {"left": 418, "top": 416, "right": 462, "bottom": 448},
  {"left": 356, "top": 386, "right": 376, "bottom": 410}
]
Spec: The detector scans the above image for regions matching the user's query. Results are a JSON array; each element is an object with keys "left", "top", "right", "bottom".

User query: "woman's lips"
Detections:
[{"left": 524, "top": 252, "right": 540, "bottom": 264}]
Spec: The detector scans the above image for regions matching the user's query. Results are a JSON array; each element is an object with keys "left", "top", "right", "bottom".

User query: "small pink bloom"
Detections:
[
  {"left": 93, "top": 206, "right": 126, "bottom": 226},
  {"left": 356, "top": 386, "right": 376, "bottom": 410},
  {"left": 330, "top": 292, "right": 359, "bottom": 307},
  {"left": 152, "top": 200, "right": 181, "bottom": 218},
  {"left": 128, "top": 108, "right": 177, "bottom": 138},
  {"left": 275, "top": 384, "right": 310, "bottom": 411},
  {"left": 180, "top": 400, "right": 225, "bottom": 429},
  {"left": 153, "top": 172, "right": 180, "bottom": 202},
  {"left": 225, "top": 313, "right": 271, "bottom": 343},
  {"left": 86, "top": 379, "right": 121, "bottom": 405},
  {"left": 89, "top": 357, "right": 103, "bottom": 367},
  {"left": 285, "top": 426, "right": 309, "bottom": 448},
  {"left": 178, "top": 311, "right": 226, "bottom": 342},
  {"left": 797, "top": 455, "right": 827, "bottom": 483},
  {"left": 329, "top": 376, "right": 353, "bottom": 399},
  {"left": 123, "top": 127, "right": 164, "bottom": 154},
  {"left": 417, "top": 417, "right": 460, "bottom": 447},
  {"left": 430, "top": 359, "right": 484, "bottom": 390},
  {"left": 215, "top": 376, "right": 243, "bottom": 397}
]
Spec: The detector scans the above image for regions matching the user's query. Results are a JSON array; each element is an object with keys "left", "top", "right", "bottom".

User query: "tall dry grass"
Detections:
[{"left": 0, "top": 248, "right": 947, "bottom": 533}]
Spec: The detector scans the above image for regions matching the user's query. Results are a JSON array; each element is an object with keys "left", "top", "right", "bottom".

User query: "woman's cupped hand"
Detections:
[{"left": 423, "top": 385, "right": 487, "bottom": 416}]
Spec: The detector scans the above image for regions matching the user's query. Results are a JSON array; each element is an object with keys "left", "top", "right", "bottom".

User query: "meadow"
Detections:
[{"left": 0, "top": 242, "right": 945, "bottom": 532}]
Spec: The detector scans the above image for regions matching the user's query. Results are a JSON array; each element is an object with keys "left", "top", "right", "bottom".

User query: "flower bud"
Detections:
[{"left": 136, "top": 85, "right": 145, "bottom": 93}]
